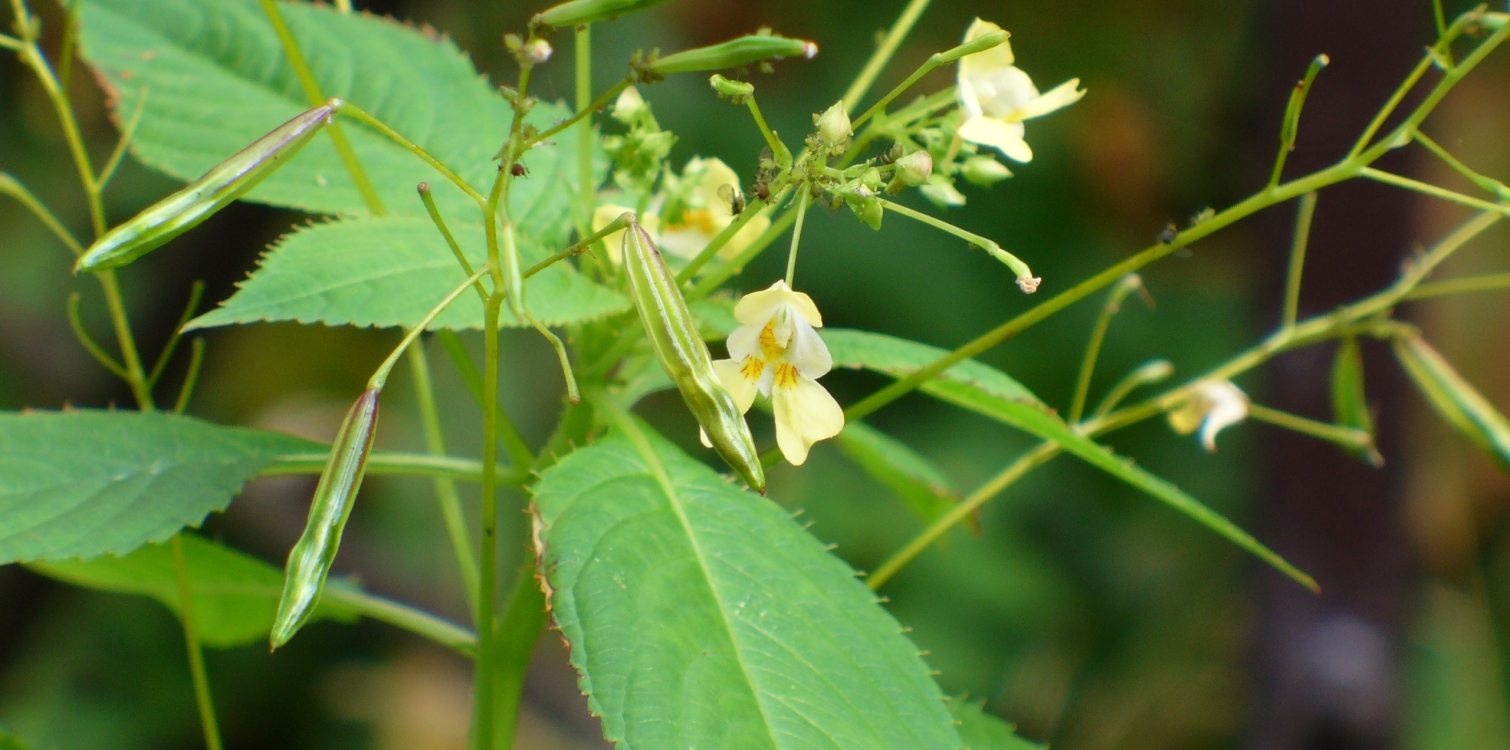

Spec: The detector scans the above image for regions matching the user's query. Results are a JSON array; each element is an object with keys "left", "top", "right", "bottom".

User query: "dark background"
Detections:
[{"left": 3, "top": 0, "right": 1510, "bottom": 748}]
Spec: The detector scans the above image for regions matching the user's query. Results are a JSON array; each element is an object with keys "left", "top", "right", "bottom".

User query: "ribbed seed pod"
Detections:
[
  {"left": 532, "top": 0, "right": 675, "bottom": 28},
  {"left": 270, "top": 388, "right": 380, "bottom": 649},
  {"left": 621, "top": 222, "right": 766, "bottom": 492},
  {"left": 75, "top": 104, "right": 335, "bottom": 273},
  {"left": 1394, "top": 333, "right": 1510, "bottom": 471},
  {"left": 647, "top": 34, "right": 818, "bottom": 76}
]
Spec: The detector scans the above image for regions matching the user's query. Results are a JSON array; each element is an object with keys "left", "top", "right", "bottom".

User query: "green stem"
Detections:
[
  {"left": 1246, "top": 403, "right": 1375, "bottom": 455},
  {"left": 1412, "top": 128, "right": 1506, "bottom": 197},
  {"left": 171, "top": 534, "right": 225, "bottom": 750},
  {"left": 172, "top": 337, "right": 206, "bottom": 414},
  {"left": 1407, "top": 272, "right": 1510, "bottom": 300},
  {"left": 577, "top": 24, "right": 596, "bottom": 233},
  {"left": 850, "top": 30, "right": 1007, "bottom": 130},
  {"left": 98, "top": 87, "right": 148, "bottom": 189},
  {"left": 368, "top": 267, "right": 491, "bottom": 390},
  {"left": 472, "top": 292, "right": 505, "bottom": 750},
  {"left": 338, "top": 102, "right": 486, "bottom": 206},
  {"left": 689, "top": 197, "right": 803, "bottom": 300},
  {"left": 418, "top": 184, "right": 491, "bottom": 303},
  {"left": 879, "top": 198, "right": 1036, "bottom": 285},
  {"left": 1282, "top": 192, "right": 1318, "bottom": 330},
  {"left": 745, "top": 96, "right": 787, "bottom": 164},
  {"left": 1359, "top": 166, "right": 1510, "bottom": 216},
  {"left": 1068, "top": 275, "right": 1143, "bottom": 424},
  {"left": 322, "top": 584, "right": 478, "bottom": 657},
  {"left": 526, "top": 76, "right": 634, "bottom": 149},
  {"left": 784, "top": 195, "right": 811, "bottom": 286},
  {"left": 261, "top": 451, "right": 497, "bottom": 483},
  {"left": 258, "top": 0, "right": 385, "bottom": 215},
  {"left": 407, "top": 343, "right": 482, "bottom": 622},
  {"left": 491, "top": 565, "right": 547, "bottom": 750},
  {"left": 841, "top": 0, "right": 933, "bottom": 111},
  {"left": 66, "top": 293, "right": 128, "bottom": 379},
  {"left": 678, "top": 186, "right": 792, "bottom": 283},
  {"left": 0, "top": 172, "right": 84, "bottom": 255},
  {"left": 148, "top": 281, "right": 205, "bottom": 390}
]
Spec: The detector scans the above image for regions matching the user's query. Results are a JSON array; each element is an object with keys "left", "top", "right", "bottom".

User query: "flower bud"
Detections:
[
  {"left": 644, "top": 33, "right": 817, "bottom": 77},
  {"left": 895, "top": 151, "right": 933, "bottom": 186},
  {"left": 709, "top": 74, "right": 754, "bottom": 100},
  {"left": 611, "top": 86, "right": 647, "bottom": 122},
  {"left": 621, "top": 222, "right": 766, "bottom": 491},
  {"left": 816, "top": 101, "right": 851, "bottom": 147},
  {"left": 75, "top": 103, "right": 334, "bottom": 272},
  {"left": 846, "top": 192, "right": 883, "bottom": 231},
  {"left": 519, "top": 38, "right": 553, "bottom": 66},
  {"left": 919, "top": 174, "right": 967, "bottom": 208},
  {"left": 271, "top": 387, "right": 380, "bottom": 649},
  {"left": 961, "top": 155, "right": 1012, "bottom": 186},
  {"left": 532, "top": 0, "right": 676, "bottom": 28}
]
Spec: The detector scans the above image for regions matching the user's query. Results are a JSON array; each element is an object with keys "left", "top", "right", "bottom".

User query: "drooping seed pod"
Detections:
[
  {"left": 270, "top": 388, "right": 380, "bottom": 649},
  {"left": 75, "top": 103, "right": 335, "bottom": 273},
  {"left": 621, "top": 219, "right": 766, "bottom": 492},
  {"left": 644, "top": 33, "right": 818, "bottom": 77},
  {"left": 1394, "top": 333, "right": 1510, "bottom": 471},
  {"left": 532, "top": 0, "right": 676, "bottom": 29}
]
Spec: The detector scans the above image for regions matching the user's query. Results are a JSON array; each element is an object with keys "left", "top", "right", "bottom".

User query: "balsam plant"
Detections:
[{"left": 3, "top": 0, "right": 1510, "bottom": 747}]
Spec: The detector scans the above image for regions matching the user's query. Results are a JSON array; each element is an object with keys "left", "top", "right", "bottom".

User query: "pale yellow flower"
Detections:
[
  {"left": 711, "top": 280, "right": 843, "bottom": 465},
  {"left": 658, "top": 157, "right": 770, "bottom": 261},
  {"left": 1167, "top": 380, "right": 1249, "bottom": 452},
  {"left": 956, "top": 18, "right": 1085, "bottom": 163}
]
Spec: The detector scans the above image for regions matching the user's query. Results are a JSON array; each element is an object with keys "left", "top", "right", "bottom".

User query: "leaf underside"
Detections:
[
  {"left": 0, "top": 410, "right": 318, "bottom": 563},
  {"left": 532, "top": 420, "right": 963, "bottom": 750},
  {"left": 30, "top": 533, "right": 357, "bottom": 648},
  {"left": 187, "top": 216, "right": 630, "bottom": 331}
]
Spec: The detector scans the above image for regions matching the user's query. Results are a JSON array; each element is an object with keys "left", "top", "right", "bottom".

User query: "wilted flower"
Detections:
[
  {"left": 955, "top": 18, "right": 1084, "bottom": 163},
  {"left": 712, "top": 280, "right": 843, "bottom": 465},
  {"left": 1167, "top": 380, "right": 1250, "bottom": 452}
]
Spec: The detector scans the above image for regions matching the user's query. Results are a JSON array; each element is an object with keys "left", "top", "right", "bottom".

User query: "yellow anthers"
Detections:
[
  {"left": 713, "top": 280, "right": 845, "bottom": 465},
  {"left": 955, "top": 18, "right": 1085, "bottom": 163},
  {"left": 75, "top": 103, "right": 335, "bottom": 272},
  {"left": 621, "top": 221, "right": 766, "bottom": 491},
  {"left": 1168, "top": 380, "right": 1250, "bottom": 452}
]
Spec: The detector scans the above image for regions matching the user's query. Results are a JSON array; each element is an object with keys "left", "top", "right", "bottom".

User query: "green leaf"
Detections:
[
  {"left": 78, "top": 0, "right": 597, "bottom": 238},
  {"left": 0, "top": 410, "right": 319, "bottom": 562},
  {"left": 822, "top": 329, "right": 1317, "bottom": 591},
  {"left": 835, "top": 421, "right": 975, "bottom": 534},
  {"left": 29, "top": 534, "right": 357, "bottom": 648},
  {"left": 1395, "top": 334, "right": 1510, "bottom": 472},
  {"left": 1330, "top": 336, "right": 1384, "bottom": 465},
  {"left": 185, "top": 216, "right": 628, "bottom": 331},
  {"left": 532, "top": 416, "right": 962, "bottom": 749},
  {"left": 950, "top": 698, "right": 1041, "bottom": 750}
]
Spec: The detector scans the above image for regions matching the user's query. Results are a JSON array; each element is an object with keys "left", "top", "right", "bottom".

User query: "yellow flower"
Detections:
[
  {"left": 659, "top": 157, "right": 770, "bottom": 261},
  {"left": 711, "top": 280, "right": 844, "bottom": 465},
  {"left": 1167, "top": 380, "right": 1249, "bottom": 452},
  {"left": 956, "top": 18, "right": 1085, "bottom": 163}
]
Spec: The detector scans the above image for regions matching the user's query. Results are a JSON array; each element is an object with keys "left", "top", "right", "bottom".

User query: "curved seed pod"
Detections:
[
  {"left": 646, "top": 34, "right": 818, "bottom": 77},
  {"left": 76, "top": 104, "right": 335, "bottom": 273},
  {"left": 532, "top": 0, "right": 675, "bottom": 28},
  {"left": 622, "top": 220, "right": 766, "bottom": 492},
  {"left": 1394, "top": 334, "right": 1510, "bottom": 471},
  {"left": 270, "top": 388, "right": 380, "bottom": 649}
]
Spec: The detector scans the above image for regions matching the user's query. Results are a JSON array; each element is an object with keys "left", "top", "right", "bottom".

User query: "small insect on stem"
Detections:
[
  {"left": 718, "top": 183, "right": 746, "bottom": 216},
  {"left": 511, "top": 163, "right": 529, "bottom": 177}
]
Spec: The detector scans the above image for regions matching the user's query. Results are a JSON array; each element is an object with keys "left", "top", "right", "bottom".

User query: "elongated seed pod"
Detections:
[
  {"left": 1394, "top": 334, "right": 1510, "bottom": 471},
  {"left": 622, "top": 221, "right": 766, "bottom": 492},
  {"left": 647, "top": 34, "right": 818, "bottom": 76},
  {"left": 532, "top": 0, "right": 674, "bottom": 28},
  {"left": 270, "top": 388, "right": 379, "bottom": 649},
  {"left": 76, "top": 104, "right": 335, "bottom": 273}
]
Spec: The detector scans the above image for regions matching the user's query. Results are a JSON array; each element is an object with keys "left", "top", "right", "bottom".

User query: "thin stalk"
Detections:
[
  {"left": 418, "top": 183, "right": 490, "bottom": 303},
  {"left": 525, "top": 76, "right": 634, "bottom": 149},
  {"left": 1246, "top": 403, "right": 1376, "bottom": 454},
  {"left": 1407, "top": 273, "right": 1510, "bottom": 300},
  {"left": 1360, "top": 166, "right": 1510, "bottom": 216},
  {"left": 577, "top": 24, "right": 595, "bottom": 233},
  {"left": 524, "top": 213, "right": 632, "bottom": 280},
  {"left": 689, "top": 197, "right": 803, "bottom": 300},
  {"left": 0, "top": 172, "right": 85, "bottom": 255},
  {"left": 56, "top": 0, "right": 78, "bottom": 88},
  {"left": 322, "top": 584, "right": 478, "bottom": 657},
  {"left": 172, "top": 337, "right": 206, "bottom": 414},
  {"left": 368, "top": 267, "right": 492, "bottom": 390},
  {"left": 258, "top": 0, "right": 386, "bottom": 214},
  {"left": 841, "top": 0, "right": 933, "bottom": 111},
  {"left": 784, "top": 195, "right": 811, "bottom": 286},
  {"left": 1413, "top": 128, "right": 1506, "bottom": 197},
  {"left": 472, "top": 292, "right": 506, "bottom": 750},
  {"left": 98, "top": 87, "right": 148, "bottom": 189},
  {"left": 745, "top": 96, "right": 786, "bottom": 163},
  {"left": 1349, "top": 55, "right": 1435, "bottom": 158},
  {"left": 261, "top": 451, "right": 494, "bottom": 483},
  {"left": 1068, "top": 275, "right": 1143, "bottom": 424},
  {"left": 407, "top": 343, "right": 481, "bottom": 622},
  {"left": 432, "top": 330, "right": 535, "bottom": 471},
  {"left": 95, "top": 272, "right": 154, "bottom": 408},
  {"left": 851, "top": 30, "right": 1008, "bottom": 130},
  {"left": 879, "top": 198, "right": 1036, "bottom": 284},
  {"left": 491, "top": 565, "right": 547, "bottom": 750},
  {"left": 678, "top": 185, "right": 792, "bottom": 283},
  {"left": 1091, "top": 360, "right": 1174, "bottom": 419},
  {"left": 1282, "top": 192, "right": 1318, "bottom": 330},
  {"left": 66, "top": 293, "right": 129, "bottom": 379},
  {"left": 171, "top": 534, "right": 225, "bottom": 750},
  {"left": 339, "top": 102, "right": 485, "bottom": 205},
  {"left": 148, "top": 281, "right": 205, "bottom": 390}
]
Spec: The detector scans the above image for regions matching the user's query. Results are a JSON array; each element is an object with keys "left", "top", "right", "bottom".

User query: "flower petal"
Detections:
[
  {"left": 958, "top": 116, "right": 1033, "bottom": 163},
  {"left": 1018, "top": 78, "right": 1085, "bottom": 120},
  {"left": 733, "top": 280, "right": 822, "bottom": 327},
  {"left": 725, "top": 321, "right": 764, "bottom": 362},
  {"left": 772, "top": 372, "right": 845, "bottom": 465},
  {"left": 713, "top": 357, "right": 761, "bottom": 414},
  {"left": 960, "top": 19, "right": 1015, "bottom": 78},
  {"left": 785, "top": 318, "right": 833, "bottom": 378}
]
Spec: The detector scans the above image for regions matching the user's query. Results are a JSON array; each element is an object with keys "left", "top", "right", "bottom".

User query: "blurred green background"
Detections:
[{"left": 3, "top": 0, "right": 1510, "bottom": 748}]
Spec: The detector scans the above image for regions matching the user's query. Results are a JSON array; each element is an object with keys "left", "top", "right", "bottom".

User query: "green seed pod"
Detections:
[
  {"left": 270, "top": 388, "right": 380, "bottom": 649},
  {"left": 75, "top": 104, "right": 335, "bottom": 273},
  {"left": 621, "top": 221, "right": 766, "bottom": 492},
  {"left": 646, "top": 34, "right": 818, "bottom": 77},
  {"left": 532, "top": 0, "right": 675, "bottom": 28},
  {"left": 1394, "top": 333, "right": 1510, "bottom": 471}
]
